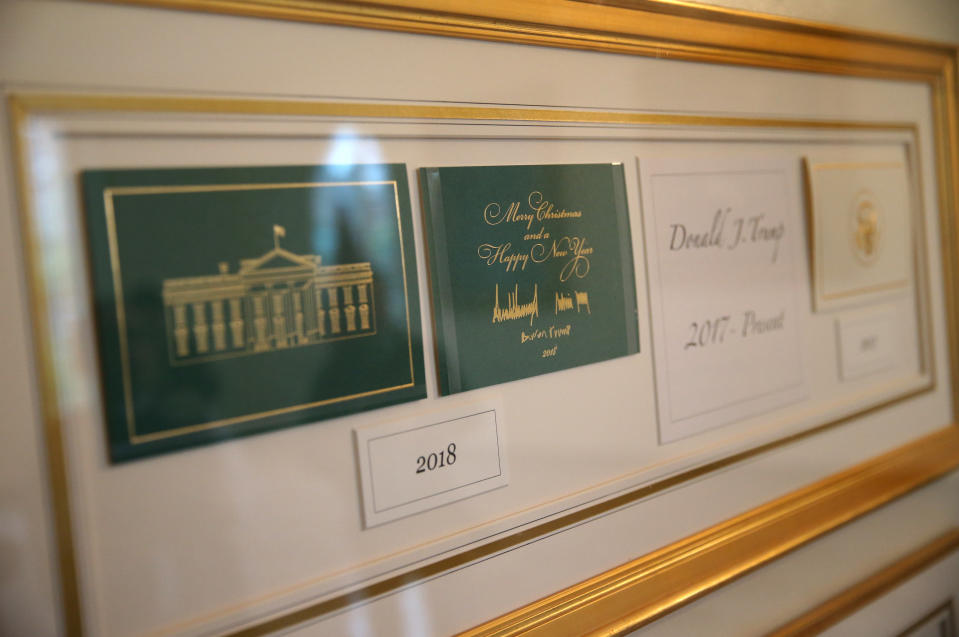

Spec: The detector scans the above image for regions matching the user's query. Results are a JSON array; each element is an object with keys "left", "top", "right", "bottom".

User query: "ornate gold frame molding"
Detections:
[
  {"left": 17, "top": 1, "right": 959, "bottom": 635},
  {"left": 460, "top": 428, "right": 959, "bottom": 636},
  {"left": 91, "top": 0, "right": 955, "bottom": 77}
]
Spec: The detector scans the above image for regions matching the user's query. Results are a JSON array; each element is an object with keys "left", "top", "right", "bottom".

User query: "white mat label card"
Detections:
[
  {"left": 355, "top": 404, "right": 506, "bottom": 527},
  {"left": 639, "top": 157, "right": 808, "bottom": 443},
  {"left": 836, "top": 306, "right": 900, "bottom": 381}
]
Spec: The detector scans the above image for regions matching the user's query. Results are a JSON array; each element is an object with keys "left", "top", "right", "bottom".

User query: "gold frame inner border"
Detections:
[{"left": 8, "top": 88, "right": 952, "bottom": 637}]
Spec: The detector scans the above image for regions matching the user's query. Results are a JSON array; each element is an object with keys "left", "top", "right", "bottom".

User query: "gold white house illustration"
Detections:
[{"left": 162, "top": 226, "right": 375, "bottom": 364}]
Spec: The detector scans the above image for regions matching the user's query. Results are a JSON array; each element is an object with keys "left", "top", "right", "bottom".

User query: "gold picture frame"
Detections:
[{"left": 9, "top": 1, "right": 959, "bottom": 635}]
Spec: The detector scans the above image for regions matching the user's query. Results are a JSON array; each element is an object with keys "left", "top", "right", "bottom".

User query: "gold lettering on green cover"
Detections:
[{"left": 421, "top": 164, "right": 639, "bottom": 394}]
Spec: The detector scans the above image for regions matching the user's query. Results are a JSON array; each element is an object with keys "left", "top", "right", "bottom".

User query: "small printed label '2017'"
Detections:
[
  {"left": 416, "top": 442, "right": 457, "bottom": 474},
  {"left": 685, "top": 316, "right": 731, "bottom": 349}
]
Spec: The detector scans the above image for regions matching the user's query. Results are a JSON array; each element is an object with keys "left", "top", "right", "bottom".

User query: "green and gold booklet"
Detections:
[
  {"left": 82, "top": 163, "right": 425, "bottom": 461},
  {"left": 419, "top": 163, "right": 640, "bottom": 394}
]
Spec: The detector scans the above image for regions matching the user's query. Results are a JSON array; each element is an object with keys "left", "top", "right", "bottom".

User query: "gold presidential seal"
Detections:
[{"left": 850, "top": 190, "right": 881, "bottom": 265}]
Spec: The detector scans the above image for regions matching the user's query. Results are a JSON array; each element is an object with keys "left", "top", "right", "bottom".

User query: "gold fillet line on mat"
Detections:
[
  {"left": 767, "top": 529, "right": 959, "bottom": 637},
  {"left": 8, "top": 10, "right": 959, "bottom": 630},
  {"left": 9, "top": 92, "right": 918, "bottom": 131}
]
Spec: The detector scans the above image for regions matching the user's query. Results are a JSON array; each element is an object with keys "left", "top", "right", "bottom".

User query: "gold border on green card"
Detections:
[
  {"left": 74, "top": 162, "right": 427, "bottom": 462},
  {"left": 98, "top": 180, "right": 418, "bottom": 445}
]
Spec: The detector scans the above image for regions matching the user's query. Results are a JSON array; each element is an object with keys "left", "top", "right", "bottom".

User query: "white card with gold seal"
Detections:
[{"left": 804, "top": 150, "right": 915, "bottom": 312}]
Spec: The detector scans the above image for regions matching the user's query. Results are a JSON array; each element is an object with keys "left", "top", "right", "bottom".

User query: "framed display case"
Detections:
[{"left": 2, "top": 1, "right": 958, "bottom": 635}]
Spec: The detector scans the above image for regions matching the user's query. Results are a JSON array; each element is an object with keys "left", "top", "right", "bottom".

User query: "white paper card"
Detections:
[
  {"left": 355, "top": 404, "right": 506, "bottom": 527},
  {"left": 805, "top": 155, "right": 913, "bottom": 311},
  {"left": 639, "top": 157, "right": 808, "bottom": 443},
  {"left": 836, "top": 307, "right": 899, "bottom": 381}
]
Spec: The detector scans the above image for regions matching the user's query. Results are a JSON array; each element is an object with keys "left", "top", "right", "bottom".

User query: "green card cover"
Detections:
[
  {"left": 82, "top": 163, "right": 425, "bottom": 462},
  {"left": 420, "top": 163, "right": 639, "bottom": 394}
]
